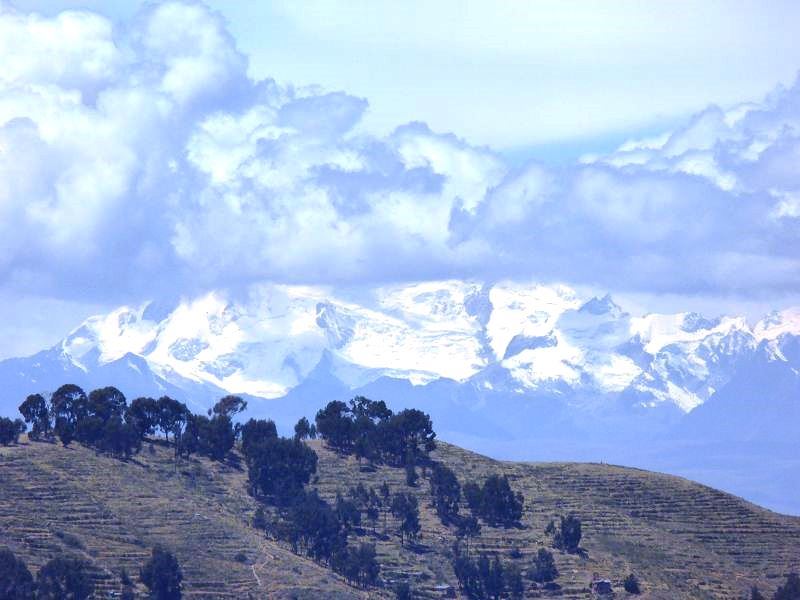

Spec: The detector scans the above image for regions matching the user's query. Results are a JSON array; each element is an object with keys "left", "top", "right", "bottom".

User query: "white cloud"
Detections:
[
  {"left": 0, "top": 7, "right": 120, "bottom": 92},
  {"left": 0, "top": 0, "right": 799, "bottom": 310}
]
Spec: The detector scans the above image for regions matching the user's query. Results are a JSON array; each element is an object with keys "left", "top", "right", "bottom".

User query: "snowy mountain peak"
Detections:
[
  {"left": 578, "top": 294, "right": 623, "bottom": 316},
  {"left": 754, "top": 307, "right": 800, "bottom": 341},
  {"left": 20, "top": 281, "right": 800, "bottom": 418}
]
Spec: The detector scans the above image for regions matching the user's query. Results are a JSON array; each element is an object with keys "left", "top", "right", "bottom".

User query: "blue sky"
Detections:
[{"left": 1, "top": 0, "right": 800, "bottom": 357}]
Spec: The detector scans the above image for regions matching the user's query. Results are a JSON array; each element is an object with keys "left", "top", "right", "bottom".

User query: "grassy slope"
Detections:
[
  {"left": 2, "top": 437, "right": 799, "bottom": 599},
  {"left": 0, "top": 437, "right": 380, "bottom": 599}
]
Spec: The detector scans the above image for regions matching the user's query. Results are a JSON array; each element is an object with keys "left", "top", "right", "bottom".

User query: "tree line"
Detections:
[
  {"left": 13, "top": 384, "right": 251, "bottom": 463},
  {"left": 0, "top": 545, "right": 182, "bottom": 600},
  {"left": 314, "top": 397, "right": 436, "bottom": 467},
  {"left": 6, "top": 385, "right": 571, "bottom": 598}
]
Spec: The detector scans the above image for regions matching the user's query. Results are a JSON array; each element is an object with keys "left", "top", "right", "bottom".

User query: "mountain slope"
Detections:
[
  {"left": 2, "top": 280, "right": 800, "bottom": 513},
  {"left": 1, "top": 436, "right": 799, "bottom": 599},
  {"left": 0, "top": 437, "right": 378, "bottom": 599}
]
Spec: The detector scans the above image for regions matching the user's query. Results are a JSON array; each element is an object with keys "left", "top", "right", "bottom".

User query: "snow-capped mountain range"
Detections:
[{"left": 2, "top": 281, "right": 799, "bottom": 514}]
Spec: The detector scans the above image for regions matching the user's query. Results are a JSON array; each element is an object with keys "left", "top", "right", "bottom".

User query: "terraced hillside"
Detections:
[
  {"left": 311, "top": 441, "right": 800, "bottom": 599},
  {"left": 0, "top": 437, "right": 381, "bottom": 599},
  {"left": 2, "top": 436, "right": 799, "bottom": 599}
]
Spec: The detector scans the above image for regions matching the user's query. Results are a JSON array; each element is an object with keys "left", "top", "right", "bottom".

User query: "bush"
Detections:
[
  {"left": 429, "top": 463, "right": 461, "bottom": 525},
  {"left": 54, "top": 530, "right": 85, "bottom": 550},
  {"left": 36, "top": 554, "right": 94, "bottom": 600},
  {"left": 452, "top": 550, "right": 515, "bottom": 600},
  {"left": 465, "top": 475, "right": 524, "bottom": 527},
  {"left": 463, "top": 481, "right": 482, "bottom": 512},
  {"left": 553, "top": 514, "right": 582, "bottom": 553},
  {"left": 624, "top": 573, "right": 641, "bottom": 594},
  {"left": 749, "top": 587, "right": 766, "bottom": 600},
  {"left": 315, "top": 398, "right": 436, "bottom": 465},
  {"left": 140, "top": 546, "right": 183, "bottom": 600},
  {"left": 774, "top": 573, "right": 800, "bottom": 600},
  {"left": 529, "top": 548, "right": 558, "bottom": 583},
  {"left": 0, "top": 417, "right": 25, "bottom": 446},
  {"left": 395, "top": 581, "right": 413, "bottom": 600},
  {"left": 18, "top": 393, "right": 51, "bottom": 440},
  {"left": 0, "top": 548, "right": 35, "bottom": 599},
  {"left": 245, "top": 437, "right": 318, "bottom": 506},
  {"left": 391, "top": 493, "right": 420, "bottom": 546},
  {"left": 332, "top": 542, "right": 380, "bottom": 588},
  {"left": 253, "top": 507, "right": 267, "bottom": 530},
  {"left": 287, "top": 490, "right": 347, "bottom": 562}
]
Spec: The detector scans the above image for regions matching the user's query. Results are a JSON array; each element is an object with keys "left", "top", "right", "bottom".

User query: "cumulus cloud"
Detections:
[{"left": 0, "top": 0, "right": 799, "bottom": 305}]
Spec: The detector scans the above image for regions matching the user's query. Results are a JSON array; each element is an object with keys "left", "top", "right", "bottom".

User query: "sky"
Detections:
[{"left": 1, "top": 0, "right": 800, "bottom": 357}]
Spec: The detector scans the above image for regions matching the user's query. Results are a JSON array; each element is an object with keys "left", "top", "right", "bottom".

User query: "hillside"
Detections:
[
  {"left": 3, "top": 283, "right": 800, "bottom": 516},
  {"left": 2, "top": 435, "right": 799, "bottom": 599}
]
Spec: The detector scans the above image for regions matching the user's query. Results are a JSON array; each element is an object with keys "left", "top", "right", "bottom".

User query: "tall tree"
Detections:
[
  {"left": 505, "top": 563, "right": 524, "bottom": 599},
  {"left": 554, "top": 514, "right": 582, "bottom": 553},
  {"left": 210, "top": 395, "right": 247, "bottom": 419},
  {"left": 624, "top": 573, "right": 642, "bottom": 594},
  {"left": 294, "top": 416, "right": 316, "bottom": 441},
  {"left": 36, "top": 554, "right": 94, "bottom": 600},
  {"left": 87, "top": 387, "right": 127, "bottom": 422},
  {"left": 245, "top": 437, "right": 318, "bottom": 505},
  {"left": 774, "top": 573, "right": 800, "bottom": 600},
  {"left": 0, "top": 418, "right": 25, "bottom": 446},
  {"left": 429, "top": 463, "right": 461, "bottom": 524},
  {"left": 529, "top": 548, "right": 558, "bottom": 583},
  {"left": 51, "top": 384, "right": 88, "bottom": 446},
  {"left": 391, "top": 493, "right": 420, "bottom": 546},
  {"left": 0, "top": 548, "right": 35, "bottom": 600},
  {"left": 478, "top": 555, "right": 504, "bottom": 600},
  {"left": 315, "top": 400, "right": 354, "bottom": 452},
  {"left": 127, "top": 397, "right": 160, "bottom": 439},
  {"left": 156, "top": 397, "right": 188, "bottom": 443},
  {"left": 18, "top": 393, "right": 51, "bottom": 440},
  {"left": 240, "top": 419, "right": 278, "bottom": 456},
  {"left": 478, "top": 475, "right": 524, "bottom": 527},
  {"left": 140, "top": 546, "right": 183, "bottom": 600}
]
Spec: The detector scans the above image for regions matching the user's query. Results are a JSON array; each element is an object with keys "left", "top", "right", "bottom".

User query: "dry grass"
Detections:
[
  {"left": 309, "top": 441, "right": 800, "bottom": 599},
  {"left": 2, "top": 437, "right": 799, "bottom": 599},
  {"left": 0, "top": 437, "right": 382, "bottom": 599}
]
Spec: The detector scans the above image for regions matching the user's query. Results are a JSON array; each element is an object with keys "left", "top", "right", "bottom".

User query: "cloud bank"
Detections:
[{"left": 1, "top": 1, "right": 799, "bottom": 304}]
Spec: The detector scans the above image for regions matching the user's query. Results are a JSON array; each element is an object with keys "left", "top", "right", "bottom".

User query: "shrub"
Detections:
[
  {"left": 18, "top": 393, "right": 51, "bottom": 440},
  {"left": 391, "top": 493, "right": 420, "bottom": 546},
  {"left": 0, "top": 548, "right": 35, "bottom": 600},
  {"left": 553, "top": 514, "right": 582, "bottom": 553},
  {"left": 315, "top": 398, "right": 436, "bottom": 466},
  {"left": 245, "top": 437, "right": 318, "bottom": 506},
  {"left": 140, "top": 546, "right": 183, "bottom": 600},
  {"left": 0, "top": 417, "right": 25, "bottom": 446},
  {"left": 395, "top": 581, "right": 413, "bottom": 600},
  {"left": 253, "top": 507, "right": 267, "bottom": 530},
  {"left": 54, "top": 530, "right": 85, "bottom": 550},
  {"left": 530, "top": 548, "right": 558, "bottom": 583},
  {"left": 624, "top": 573, "right": 641, "bottom": 594},
  {"left": 774, "top": 573, "right": 800, "bottom": 600},
  {"left": 36, "top": 554, "right": 94, "bottom": 600},
  {"left": 429, "top": 463, "right": 461, "bottom": 525},
  {"left": 465, "top": 475, "right": 524, "bottom": 527}
]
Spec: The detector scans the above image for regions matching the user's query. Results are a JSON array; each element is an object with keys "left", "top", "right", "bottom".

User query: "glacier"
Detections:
[{"left": 2, "top": 280, "right": 799, "bottom": 514}]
